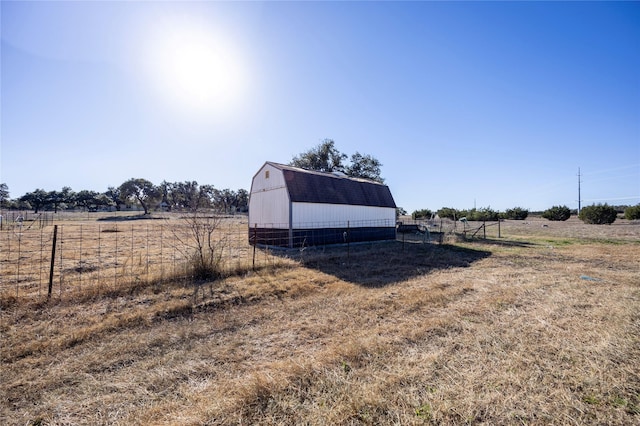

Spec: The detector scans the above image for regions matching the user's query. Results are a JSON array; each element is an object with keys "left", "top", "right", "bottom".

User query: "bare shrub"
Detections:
[{"left": 169, "top": 211, "right": 226, "bottom": 281}]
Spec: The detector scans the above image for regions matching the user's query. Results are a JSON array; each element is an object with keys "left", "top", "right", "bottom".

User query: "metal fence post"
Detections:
[
  {"left": 252, "top": 224, "right": 257, "bottom": 270},
  {"left": 48, "top": 225, "right": 58, "bottom": 298}
]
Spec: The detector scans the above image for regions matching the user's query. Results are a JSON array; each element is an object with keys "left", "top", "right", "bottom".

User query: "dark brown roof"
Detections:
[{"left": 267, "top": 162, "right": 396, "bottom": 208}]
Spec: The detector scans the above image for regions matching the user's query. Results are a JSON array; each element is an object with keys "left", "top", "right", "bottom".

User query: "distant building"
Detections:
[{"left": 248, "top": 162, "right": 397, "bottom": 247}]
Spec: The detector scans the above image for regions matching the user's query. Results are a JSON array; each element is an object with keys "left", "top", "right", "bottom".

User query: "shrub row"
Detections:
[{"left": 411, "top": 203, "right": 639, "bottom": 225}]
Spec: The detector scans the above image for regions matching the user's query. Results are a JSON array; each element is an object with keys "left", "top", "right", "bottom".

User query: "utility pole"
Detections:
[{"left": 577, "top": 167, "right": 582, "bottom": 214}]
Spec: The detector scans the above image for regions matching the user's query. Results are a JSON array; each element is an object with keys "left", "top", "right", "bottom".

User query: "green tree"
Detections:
[
  {"left": 191, "top": 182, "right": 214, "bottom": 211},
  {"left": 47, "top": 187, "right": 74, "bottom": 213},
  {"left": 235, "top": 189, "right": 249, "bottom": 212},
  {"left": 291, "top": 139, "right": 347, "bottom": 173},
  {"left": 437, "top": 207, "right": 459, "bottom": 220},
  {"left": 75, "top": 190, "right": 101, "bottom": 211},
  {"left": 578, "top": 203, "right": 617, "bottom": 225},
  {"left": 198, "top": 185, "right": 217, "bottom": 210},
  {"left": 542, "top": 205, "right": 571, "bottom": 221},
  {"left": 503, "top": 207, "right": 529, "bottom": 220},
  {"left": 105, "top": 186, "right": 124, "bottom": 211},
  {"left": 345, "top": 152, "right": 384, "bottom": 183},
  {"left": 290, "top": 139, "right": 385, "bottom": 183},
  {"left": 0, "top": 183, "right": 9, "bottom": 208},
  {"left": 119, "top": 178, "right": 160, "bottom": 215},
  {"left": 212, "top": 188, "right": 237, "bottom": 214},
  {"left": 624, "top": 204, "right": 640, "bottom": 220},
  {"left": 412, "top": 209, "right": 433, "bottom": 220},
  {"left": 20, "top": 189, "right": 49, "bottom": 213},
  {"left": 467, "top": 207, "right": 499, "bottom": 221}
]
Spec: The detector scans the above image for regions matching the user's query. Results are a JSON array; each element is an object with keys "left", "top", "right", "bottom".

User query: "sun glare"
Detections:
[{"left": 142, "top": 18, "right": 249, "bottom": 118}]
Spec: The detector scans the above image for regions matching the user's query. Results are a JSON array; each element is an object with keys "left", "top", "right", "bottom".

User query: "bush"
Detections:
[
  {"left": 172, "top": 213, "right": 226, "bottom": 281},
  {"left": 466, "top": 207, "right": 499, "bottom": 221},
  {"left": 503, "top": 207, "right": 529, "bottom": 220},
  {"left": 578, "top": 204, "right": 617, "bottom": 225},
  {"left": 624, "top": 204, "right": 640, "bottom": 220},
  {"left": 542, "top": 205, "right": 571, "bottom": 221},
  {"left": 412, "top": 209, "right": 433, "bottom": 220},
  {"left": 437, "top": 207, "right": 459, "bottom": 220}
]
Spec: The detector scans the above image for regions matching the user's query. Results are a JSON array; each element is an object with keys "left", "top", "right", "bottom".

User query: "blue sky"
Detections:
[{"left": 1, "top": 1, "right": 639, "bottom": 213}]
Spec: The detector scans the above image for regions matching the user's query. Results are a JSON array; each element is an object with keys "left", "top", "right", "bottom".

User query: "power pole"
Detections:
[{"left": 577, "top": 167, "right": 582, "bottom": 214}]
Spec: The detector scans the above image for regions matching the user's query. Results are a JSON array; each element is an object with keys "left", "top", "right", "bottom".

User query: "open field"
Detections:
[{"left": 1, "top": 217, "right": 639, "bottom": 425}]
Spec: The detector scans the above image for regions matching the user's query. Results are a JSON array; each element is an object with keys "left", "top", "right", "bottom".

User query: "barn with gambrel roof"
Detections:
[{"left": 248, "top": 162, "right": 396, "bottom": 247}]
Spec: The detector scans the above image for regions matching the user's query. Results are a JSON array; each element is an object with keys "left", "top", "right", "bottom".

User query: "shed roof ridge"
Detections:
[{"left": 264, "top": 161, "right": 385, "bottom": 185}]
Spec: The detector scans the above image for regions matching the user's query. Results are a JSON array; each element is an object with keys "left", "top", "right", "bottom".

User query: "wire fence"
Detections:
[
  {"left": 1, "top": 212, "right": 499, "bottom": 302},
  {"left": 0, "top": 217, "right": 258, "bottom": 301}
]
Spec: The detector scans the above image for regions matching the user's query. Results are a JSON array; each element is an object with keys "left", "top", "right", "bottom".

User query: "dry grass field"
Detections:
[{"left": 1, "top": 217, "right": 639, "bottom": 425}]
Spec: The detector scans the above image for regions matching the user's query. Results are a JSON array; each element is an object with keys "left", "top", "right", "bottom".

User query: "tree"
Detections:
[
  {"left": 20, "top": 189, "right": 49, "bottom": 213},
  {"left": 161, "top": 181, "right": 211, "bottom": 211},
  {"left": 624, "top": 204, "right": 640, "bottom": 220},
  {"left": 345, "top": 152, "right": 384, "bottom": 183},
  {"left": 291, "top": 139, "right": 347, "bottom": 173},
  {"left": 197, "top": 185, "right": 217, "bottom": 210},
  {"left": 213, "top": 188, "right": 236, "bottom": 214},
  {"left": 184, "top": 181, "right": 206, "bottom": 211},
  {"left": 95, "top": 193, "right": 113, "bottom": 210},
  {"left": 159, "top": 181, "right": 173, "bottom": 211},
  {"left": 503, "top": 207, "right": 529, "bottom": 220},
  {"left": 48, "top": 187, "right": 74, "bottom": 213},
  {"left": 106, "top": 186, "right": 124, "bottom": 211},
  {"left": 467, "top": 207, "right": 499, "bottom": 221},
  {"left": 209, "top": 188, "right": 248, "bottom": 214},
  {"left": 412, "top": 209, "right": 433, "bottom": 220},
  {"left": 578, "top": 203, "right": 617, "bottom": 225},
  {"left": 0, "top": 183, "right": 9, "bottom": 208},
  {"left": 235, "top": 189, "right": 249, "bottom": 212},
  {"left": 542, "top": 205, "right": 571, "bottom": 221},
  {"left": 75, "top": 190, "right": 101, "bottom": 211},
  {"left": 290, "top": 139, "right": 385, "bottom": 183},
  {"left": 119, "top": 178, "right": 160, "bottom": 215},
  {"left": 437, "top": 207, "right": 459, "bottom": 220}
]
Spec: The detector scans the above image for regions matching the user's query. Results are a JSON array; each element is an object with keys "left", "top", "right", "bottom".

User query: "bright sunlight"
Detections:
[{"left": 141, "top": 17, "right": 249, "bottom": 118}]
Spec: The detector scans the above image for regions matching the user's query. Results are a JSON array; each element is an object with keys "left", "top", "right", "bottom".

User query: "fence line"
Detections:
[
  {"left": 1, "top": 222, "right": 203, "bottom": 300},
  {"left": 1, "top": 216, "right": 494, "bottom": 301}
]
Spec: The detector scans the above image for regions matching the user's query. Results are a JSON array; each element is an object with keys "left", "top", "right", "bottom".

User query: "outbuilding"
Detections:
[{"left": 248, "top": 161, "right": 397, "bottom": 247}]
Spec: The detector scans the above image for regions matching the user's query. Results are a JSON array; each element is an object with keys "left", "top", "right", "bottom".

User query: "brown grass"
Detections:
[{"left": 1, "top": 217, "right": 639, "bottom": 425}]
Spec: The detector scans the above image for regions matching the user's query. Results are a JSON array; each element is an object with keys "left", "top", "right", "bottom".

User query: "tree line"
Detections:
[
  {"left": 1, "top": 139, "right": 383, "bottom": 216},
  {"left": 0, "top": 180, "right": 248, "bottom": 215}
]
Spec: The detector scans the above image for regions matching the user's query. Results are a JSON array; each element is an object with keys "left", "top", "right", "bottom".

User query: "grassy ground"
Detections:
[{"left": 1, "top": 217, "right": 639, "bottom": 425}]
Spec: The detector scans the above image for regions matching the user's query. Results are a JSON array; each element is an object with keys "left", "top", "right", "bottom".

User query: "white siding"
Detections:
[
  {"left": 291, "top": 202, "right": 395, "bottom": 229},
  {"left": 249, "top": 165, "right": 290, "bottom": 226}
]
